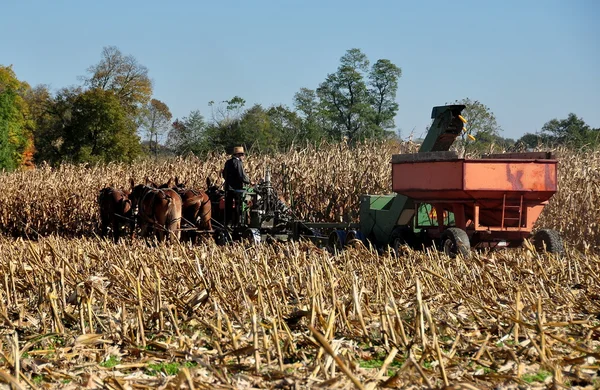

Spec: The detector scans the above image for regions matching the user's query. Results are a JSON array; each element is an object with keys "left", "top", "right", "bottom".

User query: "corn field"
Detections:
[{"left": 0, "top": 141, "right": 599, "bottom": 389}]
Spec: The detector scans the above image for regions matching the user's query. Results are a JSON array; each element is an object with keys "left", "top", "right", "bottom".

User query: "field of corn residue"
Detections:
[{"left": 0, "top": 141, "right": 599, "bottom": 389}]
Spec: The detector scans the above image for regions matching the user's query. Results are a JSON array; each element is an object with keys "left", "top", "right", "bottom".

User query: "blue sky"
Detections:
[{"left": 2, "top": 0, "right": 598, "bottom": 140}]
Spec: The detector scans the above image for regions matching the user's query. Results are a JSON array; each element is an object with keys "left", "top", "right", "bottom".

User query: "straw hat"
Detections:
[{"left": 233, "top": 146, "right": 245, "bottom": 155}]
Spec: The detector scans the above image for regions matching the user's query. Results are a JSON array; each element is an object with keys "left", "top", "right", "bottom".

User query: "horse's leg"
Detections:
[
  {"left": 181, "top": 204, "right": 192, "bottom": 243},
  {"left": 100, "top": 216, "right": 109, "bottom": 238},
  {"left": 154, "top": 207, "right": 166, "bottom": 242},
  {"left": 190, "top": 203, "right": 201, "bottom": 244},
  {"left": 131, "top": 216, "right": 139, "bottom": 239},
  {"left": 157, "top": 224, "right": 165, "bottom": 242},
  {"left": 112, "top": 216, "right": 120, "bottom": 243},
  {"left": 173, "top": 218, "right": 181, "bottom": 242},
  {"left": 203, "top": 200, "right": 212, "bottom": 231},
  {"left": 170, "top": 204, "right": 182, "bottom": 243},
  {"left": 140, "top": 221, "right": 148, "bottom": 238},
  {"left": 141, "top": 222, "right": 155, "bottom": 247}
]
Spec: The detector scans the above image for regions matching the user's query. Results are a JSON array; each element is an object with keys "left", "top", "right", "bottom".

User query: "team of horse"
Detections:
[{"left": 98, "top": 177, "right": 225, "bottom": 244}]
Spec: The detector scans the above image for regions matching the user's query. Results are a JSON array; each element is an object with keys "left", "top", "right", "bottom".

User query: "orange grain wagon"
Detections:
[{"left": 391, "top": 151, "right": 563, "bottom": 256}]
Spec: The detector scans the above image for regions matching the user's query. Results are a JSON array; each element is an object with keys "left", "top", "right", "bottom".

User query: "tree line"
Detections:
[{"left": 1, "top": 46, "right": 598, "bottom": 170}]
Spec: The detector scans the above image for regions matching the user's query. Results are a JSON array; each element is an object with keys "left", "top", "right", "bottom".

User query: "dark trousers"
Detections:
[{"left": 225, "top": 190, "right": 240, "bottom": 226}]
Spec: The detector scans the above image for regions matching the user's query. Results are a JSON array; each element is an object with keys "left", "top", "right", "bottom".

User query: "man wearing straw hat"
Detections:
[{"left": 222, "top": 146, "right": 251, "bottom": 226}]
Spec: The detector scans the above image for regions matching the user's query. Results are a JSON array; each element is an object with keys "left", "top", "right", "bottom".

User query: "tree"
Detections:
[
  {"left": 237, "top": 105, "right": 276, "bottom": 153},
  {"left": 25, "top": 84, "right": 59, "bottom": 165},
  {"left": 140, "top": 99, "right": 172, "bottom": 157},
  {"left": 516, "top": 132, "right": 549, "bottom": 150},
  {"left": 83, "top": 46, "right": 153, "bottom": 114},
  {"left": 293, "top": 88, "right": 327, "bottom": 143},
  {"left": 61, "top": 88, "right": 141, "bottom": 164},
  {"left": 0, "top": 65, "right": 34, "bottom": 170},
  {"left": 31, "top": 86, "right": 82, "bottom": 165},
  {"left": 516, "top": 114, "right": 599, "bottom": 150},
  {"left": 267, "top": 105, "right": 303, "bottom": 150},
  {"left": 540, "top": 113, "right": 599, "bottom": 149},
  {"left": 316, "top": 48, "right": 374, "bottom": 141},
  {"left": 368, "top": 59, "right": 402, "bottom": 131},
  {"left": 166, "top": 110, "right": 208, "bottom": 155},
  {"left": 208, "top": 96, "right": 246, "bottom": 126},
  {"left": 448, "top": 98, "right": 502, "bottom": 153},
  {"left": 310, "top": 48, "right": 402, "bottom": 143}
]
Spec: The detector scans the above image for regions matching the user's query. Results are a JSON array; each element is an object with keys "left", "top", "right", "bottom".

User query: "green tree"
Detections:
[
  {"left": 293, "top": 88, "right": 327, "bottom": 144},
  {"left": 25, "top": 84, "right": 59, "bottom": 164},
  {"left": 83, "top": 46, "right": 153, "bottom": 114},
  {"left": 0, "top": 65, "right": 34, "bottom": 170},
  {"left": 448, "top": 98, "right": 502, "bottom": 153},
  {"left": 309, "top": 48, "right": 402, "bottom": 143},
  {"left": 539, "top": 113, "right": 599, "bottom": 149},
  {"left": 267, "top": 105, "right": 303, "bottom": 150},
  {"left": 517, "top": 114, "right": 599, "bottom": 150},
  {"left": 368, "top": 59, "right": 402, "bottom": 131},
  {"left": 61, "top": 88, "right": 141, "bottom": 164},
  {"left": 208, "top": 96, "right": 246, "bottom": 126},
  {"left": 317, "top": 48, "right": 374, "bottom": 141},
  {"left": 140, "top": 98, "right": 172, "bottom": 157},
  {"left": 237, "top": 104, "right": 277, "bottom": 154},
  {"left": 202, "top": 96, "right": 247, "bottom": 154},
  {"left": 516, "top": 132, "right": 549, "bottom": 149},
  {"left": 32, "top": 86, "right": 82, "bottom": 165},
  {"left": 199, "top": 102, "right": 301, "bottom": 154},
  {"left": 166, "top": 110, "right": 209, "bottom": 155}
]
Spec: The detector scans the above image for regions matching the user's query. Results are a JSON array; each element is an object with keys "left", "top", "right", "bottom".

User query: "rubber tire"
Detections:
[
  {"left": 441, "top": 227, "right": 470, "bottom": 258},
  {"left": 328, "top": 230, "right": 346, "bottom": 252},
  {"left": 532, "top": 229, "right": 564, "bottom": 255},
  {"left": 390, "top": 226, "right": 416, "bottom": 257}
]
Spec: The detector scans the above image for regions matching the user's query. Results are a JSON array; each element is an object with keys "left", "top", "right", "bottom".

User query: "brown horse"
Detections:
[
  {"left": 162, "top": 177, "right": 212, "bottom": 243},
  {"left": 206, "top": 176, "right": 226, "bottom": 227},
  {"left": 98, "top": 187, "right": 133, "bottom": 243},
  {"left": 129, "top": 179, "right": 183, "bottom": 242}
]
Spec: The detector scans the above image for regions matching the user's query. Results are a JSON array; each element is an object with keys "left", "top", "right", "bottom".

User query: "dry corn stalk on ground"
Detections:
[
  {"left": 0, "top": 141, "right": 598, "bottom": 389},
  {"left": 0, "top": 237, "right": 598, "bottom": 389}
]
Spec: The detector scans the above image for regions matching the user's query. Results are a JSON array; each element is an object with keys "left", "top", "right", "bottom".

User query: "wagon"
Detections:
[{"left": 389, "top": 150, "right": 563, "bottom": 256}]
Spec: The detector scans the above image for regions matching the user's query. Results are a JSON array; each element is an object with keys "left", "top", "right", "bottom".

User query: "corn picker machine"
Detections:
[{"left": 212, "top": 104, "right": 564, "bottom": 256}]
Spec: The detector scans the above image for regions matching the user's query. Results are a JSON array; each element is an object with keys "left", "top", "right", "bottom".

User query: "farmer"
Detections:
[{"left": 222, "top": 146, "right": 252, "bottom": 226}]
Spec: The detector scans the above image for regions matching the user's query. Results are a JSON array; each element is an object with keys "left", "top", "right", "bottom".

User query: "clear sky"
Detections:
[{"left": 2, "top": 0, "right": 599, "bottom": 140}]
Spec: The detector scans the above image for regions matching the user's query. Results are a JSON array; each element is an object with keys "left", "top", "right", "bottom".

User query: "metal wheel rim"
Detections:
[{"left": 443, "top": 238, "right": 455, "bottom": 256}]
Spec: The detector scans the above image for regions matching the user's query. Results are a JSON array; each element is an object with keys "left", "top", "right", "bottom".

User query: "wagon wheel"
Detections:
[
  {"left": 214, "top": 228, "right": 232, "bottom": 246},
  {"left": 441, "top": 227, "right": 470, "bottom": 258},
  {"left": 390, "top": 226, "right": 416, "bottom": 257},
  {"left": 345, "top": 230, "right": 366, "bottom": 248},
  {"left": 532, "top": 229, "right": 564, "bottom": 255},
  {"left": 242, "top": 228, "right": 262, "bottom": 245}
]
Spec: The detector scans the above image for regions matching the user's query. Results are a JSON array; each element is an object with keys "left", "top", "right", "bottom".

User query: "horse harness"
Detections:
[
  {"left": 180, "top": 189, "right": 212, "bottom": 226},
  {"left": 137, "top": 186, "right": 182, "bottom": 231},
  {"left": 99, "top": 187, "right": 133, "bottom": 222}
]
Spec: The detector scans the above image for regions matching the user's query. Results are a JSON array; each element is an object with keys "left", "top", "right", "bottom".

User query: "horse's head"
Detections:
[
  {"left": 145, "top": 176, "right": 158, "bottom": 188},
  {"left": 159, "top": 177, "right": 174, "bottom": 189},
  {"left": 120, "top": 193, "right": 133, "bottom": 216},
  {"left": 175, "top": 176, "right": 187, "bottom": 188},
  {"left": 173, "top": 176, "right": 188, "bottom": 195},
  {"left": 129, "top": 180, "right": 153, "bottom": 212},
  {"left": 206, "top": 176, "right": 223, "bottom": 199}
]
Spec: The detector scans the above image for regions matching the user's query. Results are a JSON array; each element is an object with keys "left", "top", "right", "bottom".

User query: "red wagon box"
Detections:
[{"left": 390, "top": 151, "right": 558, "bottom": 243}]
